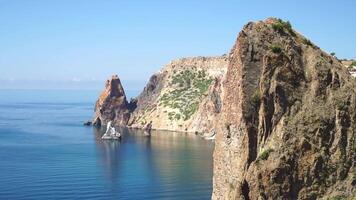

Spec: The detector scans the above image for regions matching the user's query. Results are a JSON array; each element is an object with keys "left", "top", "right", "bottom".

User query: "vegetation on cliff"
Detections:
[
  {"left": 350, "top": 61, "right": 356, "bottom": 67},
  {"left": 159, "top": 69, "right": 213, "bottom": 121},
  {"left": 213, "top": 18, "right": 355, "bottom": 200},
  {"left": 123, "top": 56, "right": 228, "bottom": 133}
]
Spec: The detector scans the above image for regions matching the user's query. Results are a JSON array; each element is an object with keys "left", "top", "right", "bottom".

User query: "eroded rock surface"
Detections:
[
  {"left": 213, "top": 18, "right": 355, "bottom": 200},
  {"left": 92, "top": 18, "right": 355, "bottom": 199},
  {"left": 128, "top": 56, "right": 228, "bottom": 134},
  {"left": 93, "top": 57, "right": 228, "bottom": 135},
  {"left": 93, "top": 75, "right": 132, "bottom": 127}
]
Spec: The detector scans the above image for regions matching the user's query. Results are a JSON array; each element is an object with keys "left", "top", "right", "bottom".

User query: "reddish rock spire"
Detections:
[{"left": 93, "top": 75, "right": 131, "bottom": 127}]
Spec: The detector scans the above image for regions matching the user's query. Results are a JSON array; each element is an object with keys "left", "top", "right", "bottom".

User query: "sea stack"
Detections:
[
  {"left": 93, "top": 75, "right": 132, "bottom": 127},
  {"left": 212, "top": 18, "right": 355, "bottom": 199}
]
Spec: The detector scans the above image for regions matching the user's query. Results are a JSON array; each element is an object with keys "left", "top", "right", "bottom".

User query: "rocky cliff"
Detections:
[
  {"left": 212, "top": 18, "right": 355, "bottom": 199},
  {"left": 94, "top": 56, "right": 228, "bottom": 135},
  {"left": 92, "top": 17, "right": 355, "bottom": 199},
  {"left": 93, "top": 75, "right": 135, "bottom": 127},
  {"left": 128, "top": 56, "right": 228, "bottom": 134}
]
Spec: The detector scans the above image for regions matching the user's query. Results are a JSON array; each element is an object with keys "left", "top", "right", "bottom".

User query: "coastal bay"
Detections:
[{"left": 0, "top": 90, "right": 213, "bottom": 200}]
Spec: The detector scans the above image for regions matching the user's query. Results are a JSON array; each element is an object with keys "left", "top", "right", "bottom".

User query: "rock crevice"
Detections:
[{"left": 213, "top": 18, "right": 355, "bottom": 200}]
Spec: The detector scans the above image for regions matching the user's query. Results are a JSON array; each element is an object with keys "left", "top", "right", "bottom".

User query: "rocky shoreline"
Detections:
[
  {"left": 92, "top": 56, "right": 228, "bottom": 137},
  {"left": 90, "top": 17, "right": 355, "bottom": 199}
]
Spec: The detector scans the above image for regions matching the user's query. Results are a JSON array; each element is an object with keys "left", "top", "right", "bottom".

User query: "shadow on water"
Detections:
[
  {"left": 0, "top": 89, "right": 221, "bottom": 199},
  {"left": 93, "top": 127, "right": 121, "bottom": 181},
  {"left": 92, "top": 127, "right": 214, "bottom": 199},
  {"left": 92, "top": 127, "right": 160, "bottom": 178}
]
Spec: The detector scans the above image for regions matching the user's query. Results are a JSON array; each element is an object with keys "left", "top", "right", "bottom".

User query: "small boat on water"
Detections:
[
  {"left": 204, "top": 131, "right": 216, "bottom": 140},
  {"left": 143, "top": 121, "right": 153, "bottom": 137},
  {"left": 101, "top": 121, "right": 121, "bottom": 140},
  {"left": 144, "top": 131, "right": 150, "bottom": 137}
]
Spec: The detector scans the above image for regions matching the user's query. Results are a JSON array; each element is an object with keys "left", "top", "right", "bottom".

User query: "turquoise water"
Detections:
[{"left": 0, "top": 90, "right": 214, "bottom": 200}]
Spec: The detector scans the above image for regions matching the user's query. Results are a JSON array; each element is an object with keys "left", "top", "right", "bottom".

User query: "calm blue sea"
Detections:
[{"left": 0, "top": 89, "right": 214, "bottom": 200}]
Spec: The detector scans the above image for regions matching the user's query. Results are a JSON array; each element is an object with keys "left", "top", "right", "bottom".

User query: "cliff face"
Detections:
[
  {"left": 128, "top": 56, "right": 228, "bottom": 134},
  {"left": 93, "top": 56, "right": 228, "bottom": 135},
  {"left": 93, "top": 75, "right": 133, "bottom": 127},
  {"left": 213, "top": 18, "right": 355, "bottom": 199}
]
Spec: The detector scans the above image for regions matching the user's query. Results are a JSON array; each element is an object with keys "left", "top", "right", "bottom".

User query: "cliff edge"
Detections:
[{"left": 212, "top": 18, "right": 355, "bottom": 199}]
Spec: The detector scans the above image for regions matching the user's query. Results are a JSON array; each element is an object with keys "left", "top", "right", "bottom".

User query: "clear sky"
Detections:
[{"left": 0, "top": 0, "right": 355, "bottom": 90}]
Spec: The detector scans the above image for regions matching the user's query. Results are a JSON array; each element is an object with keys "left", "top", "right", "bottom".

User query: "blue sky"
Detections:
[{"left": 0, "top": 0, "right": 355, "bottom": 90}]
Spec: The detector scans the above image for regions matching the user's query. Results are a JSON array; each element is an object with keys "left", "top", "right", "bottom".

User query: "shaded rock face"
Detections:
[
  {"left": 213, "top": 18, "right": 355, "bottom": 199},
  {"left": 93, "top": 75, "right": 132, "bottom": 127},
  {"left": 128, "top": 56, "right": 228, "bottom": 134}
]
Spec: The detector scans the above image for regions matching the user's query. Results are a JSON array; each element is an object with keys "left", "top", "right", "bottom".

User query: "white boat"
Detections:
[
  {"left": 101, "top": 121, "right": 121, "bottom": 140},
  {"left": 143, "top": 122, "right": 152, "bottom": 137},
  {"left": 204, "top": 131, "right": 216, "bottom": 140},
  {"left": 144, "top": 131, "right": 151, "bottom": 137}
]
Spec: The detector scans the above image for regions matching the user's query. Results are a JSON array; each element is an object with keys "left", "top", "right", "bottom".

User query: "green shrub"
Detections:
[
  {"left": 272, "top": 19, "right": 294, "bottom": 35},
  {"left": 258, "top": 148, "right": 274, "bottom": 160},
  {"left": 303, "top": 38, "right": 313, "bottom": 46},
  {"left": 331, "top": 52, "right": 336, "bottom": 56},
  {"left": 336, "top": 99, "right": 348, "bottom": 111},
  {"left": 251, "top": 90, "right": 261, "bottom": 108},
  {"left": 328, "top": 195, "right": 347, "bottom": 200},
  {"left": 246, "top": 90, "right": 261, "bottom": 119},
  {"left": 350, "top": 61, "right": 356, "bottom": 67},
  {"left": 272, "top": 22, "right": 284, "bottom": 32},
  {"left": 183, "top": 102, "right": 199, "bottom": 120},
  {"left": 285, "top": 20, "right": 292, "bottom": 30},
  {"left": 270, "top": 44, "right": 282, "bottom": 54},
  {"left": 174, "top": 114, "right": 181, "bottom": 120},
  {"left": 159, "top": 69, "right": 213, "bottom": 121}
]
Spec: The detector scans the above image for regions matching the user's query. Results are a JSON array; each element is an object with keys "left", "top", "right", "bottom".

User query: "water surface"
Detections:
[{"left": 0, "top": 90, "right": 214, "bottom": 200}]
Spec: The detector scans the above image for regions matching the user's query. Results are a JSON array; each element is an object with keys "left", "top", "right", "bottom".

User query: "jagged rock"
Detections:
[
  {"left": 94, "top": 57, "right": 227, "bottom": 134},
  {"left": 212, "top": 18, "right": 355, "bottom": 200},
  {"left": 83, "top": 121, "right": 92, "bottom": 126},
  {"left": 93, "top": 75, "right": 131, "bottom": 127}
]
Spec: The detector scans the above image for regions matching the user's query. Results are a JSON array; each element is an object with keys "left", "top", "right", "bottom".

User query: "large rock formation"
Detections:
[
  {"left": 127, "top": 56, "right": 228, "bottom": 134},
  {"left": 93, "top": 56, "right": 228, "bottom": 135},
  {"left": 213, "top": 18, "right": 355, "bottom": 199},
  {"left": 92, "top": 17, "right": 355, "bottom": 199},
  {"left": 93, "top": 75, "right": 134, "bottom": 127}
]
